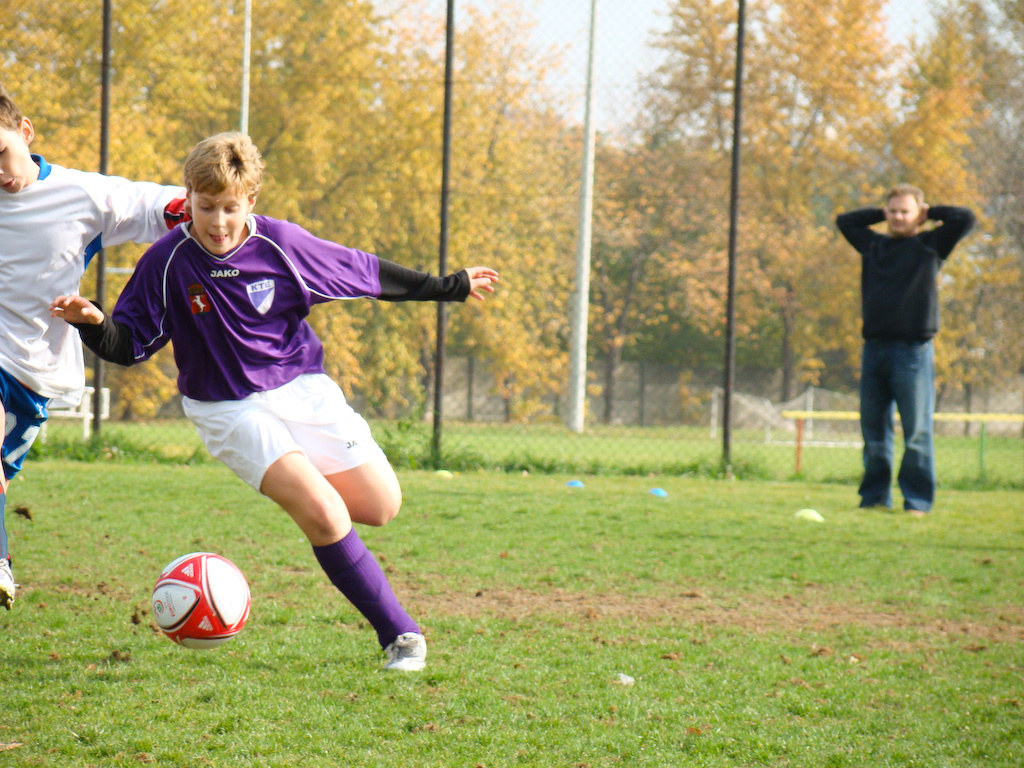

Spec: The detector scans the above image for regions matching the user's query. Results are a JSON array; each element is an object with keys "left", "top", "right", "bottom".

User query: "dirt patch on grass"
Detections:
[{"left": 406, "top": 584, "right": 1024, "bottom": 646}]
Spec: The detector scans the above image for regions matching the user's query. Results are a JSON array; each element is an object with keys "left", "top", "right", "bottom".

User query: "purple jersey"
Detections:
[{"left": 111, "top": 215, "right": 381, "bottom": 401}]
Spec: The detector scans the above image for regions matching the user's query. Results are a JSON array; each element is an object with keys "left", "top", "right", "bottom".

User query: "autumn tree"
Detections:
[
  {"left": 631, "top": 0, "right": 895, "bottom": 401},
  {"left": 377, "top": 2, "right": 580, "bottom": 421},
  {"left": 3, "top": 0, "right": 581, "bottom": 422},
  {"left": 891, "top": 1, "right": 1023, "bottom": 414},
  {"left": 582, "top": 0, "right": 750, "bottom": 422},
  {"left": 588, "top": 139, "right": 707, "bottom": 423},
  {"left": 1, "top": 0, "right": 243, "bottom": 418},
  {"left": 7, "top": 0, "right": 1017, "bottom": 430}
]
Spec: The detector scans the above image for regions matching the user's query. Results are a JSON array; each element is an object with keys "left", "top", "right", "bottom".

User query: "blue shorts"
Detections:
[{"left": 0, "top": 368, "right": 49, "bottom": 481}]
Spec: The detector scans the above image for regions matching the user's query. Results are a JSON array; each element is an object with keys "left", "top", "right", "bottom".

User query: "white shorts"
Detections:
[{"left": 182, "top": 373, "right": 388, "bottom": 490}]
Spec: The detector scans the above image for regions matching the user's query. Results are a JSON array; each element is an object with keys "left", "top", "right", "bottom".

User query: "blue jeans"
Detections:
[{"left": 858, "top": 339, "right": 935, "bottom": 511}]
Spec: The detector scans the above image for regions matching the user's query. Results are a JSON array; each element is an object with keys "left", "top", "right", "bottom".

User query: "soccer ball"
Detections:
[{"left": 152, "top": 552, "right": 251, "bottom": 649}]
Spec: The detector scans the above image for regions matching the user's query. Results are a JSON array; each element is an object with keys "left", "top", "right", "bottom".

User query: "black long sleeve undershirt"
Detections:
[
  {"left": 72, "top": 264, "right": 473, "bottom": 367},
  {"left": 72, "top": 304, "right": 135, "bottom": 366},
  {"left": 376, "top": 260, "right": 471, "bottom": 302}
]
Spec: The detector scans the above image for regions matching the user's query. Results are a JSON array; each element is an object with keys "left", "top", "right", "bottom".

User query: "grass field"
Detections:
[{"left": 1, "top": 461, "right": 1022, "bottom": 767}]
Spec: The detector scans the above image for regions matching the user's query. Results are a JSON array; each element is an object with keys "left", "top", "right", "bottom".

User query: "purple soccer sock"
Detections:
[{"left": 312, "top": 528, "right": 420, "bottom": 648}]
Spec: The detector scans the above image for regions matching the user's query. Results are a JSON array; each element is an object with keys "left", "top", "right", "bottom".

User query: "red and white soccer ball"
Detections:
[{"left": 152, "top": 552, "right": 251, "bottom": 649}]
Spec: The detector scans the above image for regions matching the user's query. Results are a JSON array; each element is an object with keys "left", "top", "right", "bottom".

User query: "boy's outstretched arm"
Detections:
[
  {"left": 49, "top": 296, "right": 136, "bottom": 366},
  {"left": 376, "top": 260, "right": 498, "bottom": 303}
]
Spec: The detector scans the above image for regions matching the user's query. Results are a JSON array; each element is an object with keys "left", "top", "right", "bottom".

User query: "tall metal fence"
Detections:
[{"left": 9, "top": 0, "right": 1023, "bottom": 488}]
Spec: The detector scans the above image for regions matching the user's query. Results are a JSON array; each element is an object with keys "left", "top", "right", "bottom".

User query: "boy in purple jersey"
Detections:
[{"left": 52, "top": 132, "right": 498, "bottom": 670}]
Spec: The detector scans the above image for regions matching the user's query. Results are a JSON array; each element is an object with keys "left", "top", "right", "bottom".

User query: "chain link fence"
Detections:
[{"left": 9, "top": 0, "right": 1023, "bottom": 488}]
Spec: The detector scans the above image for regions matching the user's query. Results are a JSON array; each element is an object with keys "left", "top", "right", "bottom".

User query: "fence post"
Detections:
[
  {"left": 638, "top": 361, "right": 646, "bottom": 427},
  {"left": 979, "top": 420, "right": 987, "bottom": 482},
  {"left": 794, "top": 418, "right": 804, "bottom": 474},
  {"left": 466, "top": 355, "right": 475, "bottom": 421},
  {"left": 807, "top": 387, "right": 814, "bottom": 440}
]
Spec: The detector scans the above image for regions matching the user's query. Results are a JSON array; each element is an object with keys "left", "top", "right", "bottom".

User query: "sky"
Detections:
[{"left": 463, "top": 0, "right": 938, "bottom": 132}]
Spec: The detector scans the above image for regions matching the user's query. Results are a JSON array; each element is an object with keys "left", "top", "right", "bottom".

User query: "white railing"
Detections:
[{"left": 44, "top": 386, "right": 111, "bottom": 440}]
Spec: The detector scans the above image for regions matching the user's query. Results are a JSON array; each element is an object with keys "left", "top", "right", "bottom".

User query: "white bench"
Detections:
[{"left": 45, "top": 386, "right": 111, "bottom": 440}]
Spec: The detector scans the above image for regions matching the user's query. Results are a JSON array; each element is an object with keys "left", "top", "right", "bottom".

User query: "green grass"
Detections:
[
  {"left": 37, "top": 417, "right": 1023, "bottom": 489},
  {"left": 2, "top": 461, "right": 1022, "bottom": 766},
  {"left": 436, "top": 422, "right": 1023, "bottom": 488}
]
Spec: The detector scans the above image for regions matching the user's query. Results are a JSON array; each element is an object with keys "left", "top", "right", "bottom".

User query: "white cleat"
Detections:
[
  {"left": 383, "top": 632, "right": 426, "bottom": 671},
  {"left": 0, "top": 558, "right": 15, "bottom": 610}
]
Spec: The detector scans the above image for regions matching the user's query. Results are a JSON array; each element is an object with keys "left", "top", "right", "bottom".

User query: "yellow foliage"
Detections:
[
  {"left": 4, "top": 0, "right": 1018, "bottom": 422},
  {"left": 106, "top": 350, "right": 179, "bottom": 421}
]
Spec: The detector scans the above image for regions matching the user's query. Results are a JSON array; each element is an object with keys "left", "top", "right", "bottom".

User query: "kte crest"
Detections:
[{"left": 246, "top": 280, "right": 275, "bottom": 315}]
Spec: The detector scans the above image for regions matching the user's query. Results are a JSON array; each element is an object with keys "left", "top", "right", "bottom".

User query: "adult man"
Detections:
[{"left": 836, "top": 185, "right": 975, "bottom": 515}]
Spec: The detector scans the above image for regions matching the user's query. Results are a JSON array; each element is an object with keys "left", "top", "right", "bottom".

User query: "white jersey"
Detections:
[{"left": 0, "top": 156, "right": 184, "bottom": 405}]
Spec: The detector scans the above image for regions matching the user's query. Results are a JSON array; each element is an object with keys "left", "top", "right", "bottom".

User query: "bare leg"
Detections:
[
  {"left": 258, "top": 450, "right": 419, "bottom": 652},
  {"left": 259, "top": 450, "right": 352, "bottom": 545},
  {"left": 325, "top": 455, "right": 402, "bottom": 527}
]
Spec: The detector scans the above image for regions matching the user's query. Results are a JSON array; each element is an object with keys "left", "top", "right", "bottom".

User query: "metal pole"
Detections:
[
  {"left": 240, "top": 0, "right": 252, "bottom": 134},
  {"left": 722, "top": 0, "right": 746, "bottom": 473},
  {"left": 99, "top": 0, "right": 111, "bottom": 176},
  {"left": 566, "top": 0, "right": 598, "bottom": 434},
  {"left": 432, "top": 0, "right": 456, "bottom": 464},
  {"left": 93, "top": 0, "right": 113, "bottom": 438}
]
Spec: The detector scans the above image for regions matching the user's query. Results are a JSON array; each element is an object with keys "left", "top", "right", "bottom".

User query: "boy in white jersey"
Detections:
[
  {"left": 53, "top": 132, "right": 498, "bottom": 670},
  {"left": 0, "top": 85, "right": 187, "bottom": 609}
]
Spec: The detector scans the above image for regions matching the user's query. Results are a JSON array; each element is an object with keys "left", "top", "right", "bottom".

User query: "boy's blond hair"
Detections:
[
  {"left": 0, "top": 85, "right": 24, "bottom": 133},
  {"left": 183, "top": 132, "right": 264, "bottom": 199},
  {"left": 886, "top": 183, "right": 925, "bottom": 207}
]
